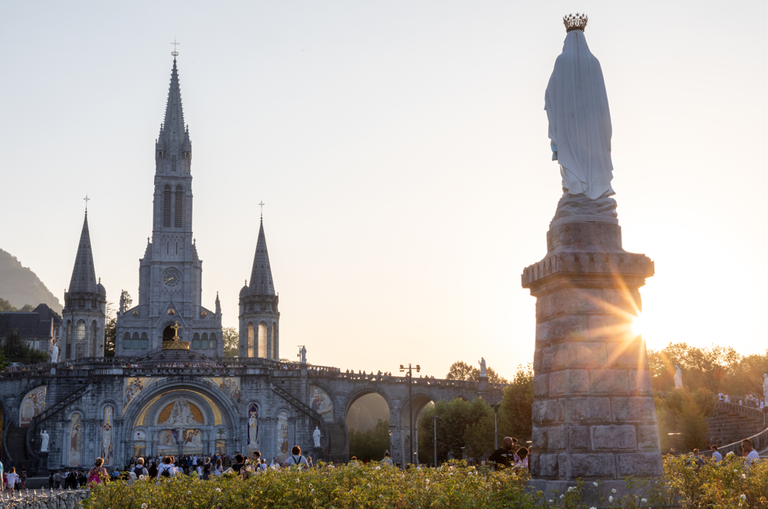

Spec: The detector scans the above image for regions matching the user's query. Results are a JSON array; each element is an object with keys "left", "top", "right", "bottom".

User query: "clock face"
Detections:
[{"left": 163, "top": 268, "right": 181, "bottom": 287}]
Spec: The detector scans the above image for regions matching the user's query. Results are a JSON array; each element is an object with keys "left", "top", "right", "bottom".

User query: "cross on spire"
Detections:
[
  {"left": 258, "top": 200, "right": 265, "bottom": 220},
  {"left": 171, "top": 38, "right": 180, "bottom": 58},
  {"left": 83, "top": 195, "right": 90, "bottom": 214}
]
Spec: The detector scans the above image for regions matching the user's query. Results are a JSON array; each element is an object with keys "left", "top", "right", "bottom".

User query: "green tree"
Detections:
[
  {"left": 0, "top": 299, "right": 34, "bottom": 312},
  {"left": 2, "top": 327, "right": 47, "bottom": 364},
  {"left": 222, "top": 327, "right": 238, "bottom": 357},
  {"left": 655, "top": 388, "right": 716, "bottom": 453},
  {"left": 496, "top": 363, "right": 533, "bottom": 445},
  {"left": 349, "top": 419, "right": 390, "bottom": 462},
  {"left": 104, "top": 301, "right": 117, "bottom": 357},
  {"left": 445, "top": 360, "right": 508, "bottom": 384},
  {"left": 417, "top": 397, "right": 495, "bottom": 466}
]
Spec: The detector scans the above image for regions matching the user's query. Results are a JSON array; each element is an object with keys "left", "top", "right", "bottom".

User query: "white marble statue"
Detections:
[
  {"left": 479, "top": 357, "right": 487, "bottom": 378},
  {"left": 545, "top": 23, "right": 615, "bottom": 201},
  {"left": 50, "top": 340, "right": 59, "bottom": 363},
  {"left": 762, "top": 374, "right": 768, "bottom": 406},
  {"left": 674, "top": 365, "right": 683, "bottom": 389},
  {"left": 160, "top": 397, "right": 200, "bottom": 427},
  {"left": 300, "top": 346, "right": 307, "bottom": 364},
  {"left": 313, "top": 426, "right": 321, "bottom": 448},
  {"left": 40, "top": 429, "right": 49, "bottom": 453}
]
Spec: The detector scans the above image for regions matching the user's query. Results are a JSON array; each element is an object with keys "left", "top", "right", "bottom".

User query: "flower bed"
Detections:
[{"left": 83, "top": 456, "right": 768, "bottom": 509}]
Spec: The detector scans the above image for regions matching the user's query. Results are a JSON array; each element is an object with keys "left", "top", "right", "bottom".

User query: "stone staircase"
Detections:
[{"left": 707, "top": 402, "right": 766, "bottom": 446}]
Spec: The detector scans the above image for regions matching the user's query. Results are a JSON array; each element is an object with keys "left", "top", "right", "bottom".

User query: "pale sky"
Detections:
[{"left": 1, "top": 1, "right": 765, "bottom": 381}]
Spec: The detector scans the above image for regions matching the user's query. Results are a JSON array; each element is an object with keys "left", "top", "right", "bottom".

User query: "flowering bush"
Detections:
[
  {"left": 84, "top": 462, "right": 537, "bottom": 509},
  {"left": 83, "top": 456, "right": 768, "bottom": 509}
]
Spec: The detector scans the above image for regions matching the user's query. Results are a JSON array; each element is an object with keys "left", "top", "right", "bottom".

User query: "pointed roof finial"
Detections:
[
  {"left": 83, "top": 195, "right": 90, "bottom": 214},
  {"left": 171, "top": 38, "right": 180, "bottom": 59},
  {"left": 258, "top": 200, "right": 265, "bottom": 221}
]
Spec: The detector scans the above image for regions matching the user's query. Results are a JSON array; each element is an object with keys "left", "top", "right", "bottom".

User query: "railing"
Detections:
[
  {"left": 271, "top": 383, "right": 329, "bottom": 450},
  {"left": 708, "top": 425, "right": 768, "bottom": 458},
  {"left": 0, "top": 489, "right": 89, "bottom": 509}
]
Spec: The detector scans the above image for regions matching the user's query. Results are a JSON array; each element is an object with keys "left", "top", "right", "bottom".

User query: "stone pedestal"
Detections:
[
  {"left": 38, "top": 452, "right": 50, "bottom": 476},
  {"left": 522, "top": 217, "right": 662, "bottom": 495}
]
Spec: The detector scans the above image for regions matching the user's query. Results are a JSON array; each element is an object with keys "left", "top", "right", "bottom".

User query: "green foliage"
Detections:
[
  {"left": 81, "top": 455, "right": 768, "bottom": 509},
  {"left": 104, "top": 302, "right": 117, "bottom": 357},
  {"left": 0, "top": 298, "right": 34, "bottom": 312},
  {"left": 2, "top": 327, "right": 47, "bottom": 364},
  {"left": 222, "top": 327, "right": 238, "bottom": 357},
  {"left": 655, "top": 388, "right": 716, "bottom": 453},
  {"left": 647, "top": 342, "right": 766, "bottom": 396},
  {"left": 349, "top": 418, "right": 390, "bottom": 462},
  {"left": 445, "top": 360, "right": 508, "bottom": 384},
  {"left": 84, "top": 462, "right": 535, "bottom": 509},
  {"left": 417, "top": 397, "right": 495, "bottom": 465},
  {"left": 497, "top": 364, "right": 534, "bottom": 444}
]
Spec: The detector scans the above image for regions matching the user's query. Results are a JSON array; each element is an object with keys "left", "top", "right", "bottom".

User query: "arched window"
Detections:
[
  {"left": 163, "top": 185, "right": 172, "bottom": 227},
  {"left": 202, "top": 333, "right": 209, "bottom": 350},
  {"left": 258, "top": 322, "right": 268, "bottom": 358},
  {"left": 141, "top": 332, "right": 149, "bottom": 349},
  {"left": 132, "top": 332, "right": 140, "bottom": 350},
  {"left": 192, "top": 333, "right": 200, "bottom": 349},
  {"left": 247, "top": 323, "right": 255, "bottom": 357},
  {"left": 66, "top": 321, "right": 73, "bottom": 358},
  {"left": 209, "top": 333, "right": 217, "bottom": 350},
  {"left": 123, "top": 332, "right": 131, "bottom": 350},
  {"left": 90, "top": 321, "right": 98, "bottom": 357},
  {"left": 174, "top": 186, "right": 183, "bottom": 228},
  {"left": 272, "top": 321, "right": 278, "bottom": 359},
  {"left": 74, "top": 320, "right": 86, "bottom": 359}
]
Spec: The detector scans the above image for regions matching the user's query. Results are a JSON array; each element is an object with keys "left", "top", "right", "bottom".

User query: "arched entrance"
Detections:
[
  {"left": 125, "top": 382, "right": 237, "bottom": 461},
  {"left": 345, "top": 392, "right": 391, "bottom": 461}
]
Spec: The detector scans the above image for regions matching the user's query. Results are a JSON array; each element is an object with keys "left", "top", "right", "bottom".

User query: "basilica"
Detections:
[{"left": 0, "top": 57, "right": 503, "bottom": 473}]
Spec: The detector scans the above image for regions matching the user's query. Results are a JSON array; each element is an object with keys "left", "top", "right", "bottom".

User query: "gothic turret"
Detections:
[
  {"left": 239, "top": 217, "right": 280, "bottom": 359},
  {"left": 61, "top": 211, "right": 106, "bottom": 360}
]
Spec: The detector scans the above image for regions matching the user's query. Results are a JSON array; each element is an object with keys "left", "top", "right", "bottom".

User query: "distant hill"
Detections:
[{"left": 0, "top": 249, "right": 62, "bottom": 314}]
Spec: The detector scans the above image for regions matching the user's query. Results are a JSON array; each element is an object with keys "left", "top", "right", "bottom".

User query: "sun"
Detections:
[{"left": 630, "top": 314, "right": 644, "bottom": 337}]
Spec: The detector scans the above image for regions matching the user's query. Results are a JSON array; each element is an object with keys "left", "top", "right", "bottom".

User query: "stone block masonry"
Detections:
[{"left": 522, "top": 218, "right": 663, "bottom": 492}]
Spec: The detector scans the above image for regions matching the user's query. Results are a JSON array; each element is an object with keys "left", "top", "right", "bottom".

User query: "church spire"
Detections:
[
  {"left": 155, "top": 57, "right": 191, "bottom": 175},
  {"left": 67, "top": 211, "right": 99, "bottom": 294},
  {"left": 159, "top": 58, "right": 186, "bottom": 146},
  {"left": 248, "top": 219, "right": 276, "bottom": 296}
]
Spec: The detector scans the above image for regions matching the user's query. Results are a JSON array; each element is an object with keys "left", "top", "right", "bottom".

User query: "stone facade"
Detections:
[
  {"left": 522, "top": 216, "right": 663, "bottom": 493},
  {"left": 115, "top": 57, "right": 222, "bottom": 358},
  {"left": 0, "top": 57, "right": 505, "bottom": 474},
  {"left": 0, "top": 358, "right": 503, "bottom": 472}
]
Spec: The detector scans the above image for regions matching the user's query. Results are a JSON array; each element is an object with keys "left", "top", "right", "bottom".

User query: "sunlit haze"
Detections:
[{"left": 1, "top": 1, "right": 765, "bottom": 381}]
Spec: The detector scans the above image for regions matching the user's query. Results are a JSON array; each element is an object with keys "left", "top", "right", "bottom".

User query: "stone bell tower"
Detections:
[{"left": 522, "top": 14, "right": 662, "bottom": 494}]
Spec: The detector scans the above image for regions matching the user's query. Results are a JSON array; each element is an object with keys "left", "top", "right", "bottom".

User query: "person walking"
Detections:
[
  {"left": 710, "top": 445, "right": 723, "bottom": 463},
  {"left": 5, "top": 468, "right": 18, "bottom": 493},
  {"left": 88, "top": 458, "right": 109, "bottom": 485}
]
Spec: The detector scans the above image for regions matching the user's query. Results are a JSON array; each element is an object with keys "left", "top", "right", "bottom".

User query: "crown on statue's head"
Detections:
[{"left": 563, "top": 13, "right": 588, "bottom": 32}]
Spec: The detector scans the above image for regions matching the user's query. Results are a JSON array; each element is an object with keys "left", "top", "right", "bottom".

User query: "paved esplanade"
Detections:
[{"left": 522, "top": 14, "right": 663, "bottom": 495}]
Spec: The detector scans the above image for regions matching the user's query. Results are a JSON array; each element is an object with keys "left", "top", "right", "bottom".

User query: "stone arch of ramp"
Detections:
[
  {"left": 341, "top": 388, "right": 394, "bottom": 422},
  {"left": 121, "top": 377, "right": 240, "bottom": 461}
]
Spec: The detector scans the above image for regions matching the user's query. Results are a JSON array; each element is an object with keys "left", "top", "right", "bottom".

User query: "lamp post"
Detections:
[
  {"left": 400, "top": 363, "right": 420, "bottom": 465},
  {"left": 491, "top": 403, "right": 501, "bottom": 450},
  {"left": 432, "top": 415, "right": 439, "bottom": 467}
]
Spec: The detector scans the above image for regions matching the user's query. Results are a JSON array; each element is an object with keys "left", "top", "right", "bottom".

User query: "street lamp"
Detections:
[
  {"left": 491, "top": 403, "right": 501, "bottom": 450},
  {"left": 400, "top": 363, "right": 420, "bottom": 465},
  {"left": 432, "top": 415, "right": 439, "bottom": 467}
]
